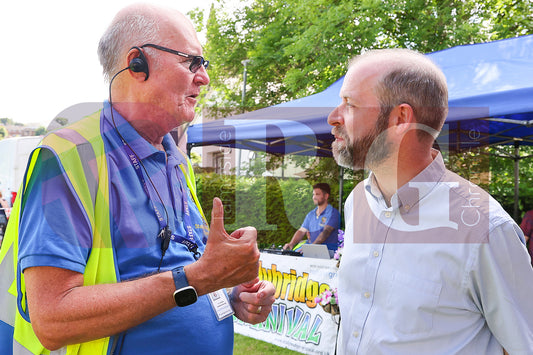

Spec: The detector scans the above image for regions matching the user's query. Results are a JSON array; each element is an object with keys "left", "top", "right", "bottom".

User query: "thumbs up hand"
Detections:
[{"left": 184, "top": 198, "right": 259, "bottom": 295}]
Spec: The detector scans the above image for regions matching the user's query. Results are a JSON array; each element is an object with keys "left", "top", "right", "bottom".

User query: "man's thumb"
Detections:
[{"left": 210, "top": 197, "right": 225, "bottom": 230}]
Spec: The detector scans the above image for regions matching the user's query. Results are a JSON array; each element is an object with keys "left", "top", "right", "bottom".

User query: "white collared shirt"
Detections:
[{"left": 337, "top": 151, "right": 533, "bottom": 354}]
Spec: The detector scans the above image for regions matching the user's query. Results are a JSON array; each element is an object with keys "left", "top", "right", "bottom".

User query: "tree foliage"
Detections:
[
  {"left": 485, "top": 145, "right": 533, "bottom": 219},
  {"left": 0, "top": 118, "right": 15, "bottom": 126},
  {"left": 34, "top": 126, "right": 47, "bottom": 136},
  {"left": 198, "top": 0, "right": 533, "bottom": 111},
  {"left": 196, "top": 173, "right": 319, "bottom": 246}
]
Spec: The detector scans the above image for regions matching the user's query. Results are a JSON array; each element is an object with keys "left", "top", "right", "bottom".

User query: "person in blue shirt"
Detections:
[
  {"left": 283, "top": 183, "right": 341, "bottom": 252},
  {"left": 10, "top": 3, "right": 275, "bottom": 354}
]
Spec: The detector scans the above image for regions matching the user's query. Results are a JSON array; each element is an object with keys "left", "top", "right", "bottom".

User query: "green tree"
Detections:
[
  {"left": 0, "top": 126, "right": 7, "bottom": 139},
  {"left": 485, "top": 145, "right": 533, "bottom": 219},
  {"left": 198, "top": 0, "right": 533, "bottom": 111},
  {"left": 484, "top": 0, "right": 533, "bottom": 39},
  {"left": 0, "top": 118, "right": 14, "bottom": 126},
  {"left": 35, "top": 126, "right": 47, "bottom": 136}
]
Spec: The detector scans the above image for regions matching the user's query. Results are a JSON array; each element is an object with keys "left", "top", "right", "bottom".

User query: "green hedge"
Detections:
[{"left": 196, "top": 173, "right": 344, "bottom": 247}]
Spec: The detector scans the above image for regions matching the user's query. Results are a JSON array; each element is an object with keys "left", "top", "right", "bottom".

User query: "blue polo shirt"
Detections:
[
  {"left": 301, "top": 204, "right": 340, "bottom": 250},
  {"left": 17, "top": 102, "right": 233, "bottom": 354}
]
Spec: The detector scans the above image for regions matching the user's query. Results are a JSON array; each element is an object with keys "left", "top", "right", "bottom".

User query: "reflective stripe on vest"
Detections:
[{"left": 0, "top": 111, "right": 204, "bottom": 354}]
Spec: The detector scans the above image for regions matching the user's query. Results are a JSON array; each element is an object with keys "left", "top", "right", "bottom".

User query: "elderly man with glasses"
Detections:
[{"left": 0, "top": 3, "right": 275, "bottom": 354}]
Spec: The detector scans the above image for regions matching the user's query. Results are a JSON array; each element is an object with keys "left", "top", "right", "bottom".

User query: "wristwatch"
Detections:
[{"left": 171, "top": 266, "right": 198, "bottom": 307}]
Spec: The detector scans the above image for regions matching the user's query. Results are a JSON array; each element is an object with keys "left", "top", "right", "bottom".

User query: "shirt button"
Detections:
[
  {"left": 404, "top": 204, "right": 410, "bottom": 211},
  {"left": 373, "top": 251, "right": 379, "bottom": 257},
  {"left": 353, "top": 331, "right": 359, "bottom": 338},
  {"left": 384, "top": 211, "right": 391, "bottom": 218},
  {"left": 364, "top": 292, "right": 371, "bottom": 298}
]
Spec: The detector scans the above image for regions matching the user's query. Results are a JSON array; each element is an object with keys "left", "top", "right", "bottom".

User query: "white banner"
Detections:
[{"left": 235, "top": 253, "right": 339, "bottom": 354}]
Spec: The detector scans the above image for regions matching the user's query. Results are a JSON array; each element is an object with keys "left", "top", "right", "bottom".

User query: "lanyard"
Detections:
[
  {"left": 121, "top": 136, "right": 201, "bottom": 261},
  {"left": 122, "top": 142, "right": 167, "bottom": 231}
]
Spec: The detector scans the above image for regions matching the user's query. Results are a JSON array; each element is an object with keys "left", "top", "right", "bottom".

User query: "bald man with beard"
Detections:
[{"left": 328, "top": 48, "right": 533, "bottom": 354}]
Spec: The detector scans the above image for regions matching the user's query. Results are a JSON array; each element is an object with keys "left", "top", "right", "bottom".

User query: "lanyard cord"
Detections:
[
  {"left": 173, "top": 167, "right": 201, "bottom": 260},
  {"left": 108, "top": 68, "right": 195, "bottom": 271},
  {"left": 109, "top": 69, "right": 171, "bottom": 271}
]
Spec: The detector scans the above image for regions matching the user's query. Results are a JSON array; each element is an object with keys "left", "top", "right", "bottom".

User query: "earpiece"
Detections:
[{"left": 128, "top": 46, "right": 149, "bottom": 81}]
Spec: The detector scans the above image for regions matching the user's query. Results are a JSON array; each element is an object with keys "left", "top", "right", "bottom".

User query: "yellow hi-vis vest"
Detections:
[{"left": 0, "top": 111, "right": 205, "bottom": 355}]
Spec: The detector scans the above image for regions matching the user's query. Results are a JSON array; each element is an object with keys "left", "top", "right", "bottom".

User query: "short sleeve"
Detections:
[
  {"left": 301, "top": 211, "right": 313, "bottom": 231},
  {"left": 327, "top": 207, "right": 341, "bottom": 229},
  {"left": 18, "top": 148, "right": 92, "bottom": 274}
]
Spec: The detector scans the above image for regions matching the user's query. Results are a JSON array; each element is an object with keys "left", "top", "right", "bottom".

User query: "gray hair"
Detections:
[{"left": 97, "top": 10, "right": 161, "bottom": 82}]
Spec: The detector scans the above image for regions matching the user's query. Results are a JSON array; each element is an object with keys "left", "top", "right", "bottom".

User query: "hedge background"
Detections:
[
  {"left": 195, "top": 172, "right": 358, "bottom": 248},
  {"left": 194, "top": 146, "right": 533, "bottom": 248}
]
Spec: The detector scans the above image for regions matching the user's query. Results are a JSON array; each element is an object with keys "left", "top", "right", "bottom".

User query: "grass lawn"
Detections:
[{"left": 233, "top": 334, "right": 303, "bottom": 355}]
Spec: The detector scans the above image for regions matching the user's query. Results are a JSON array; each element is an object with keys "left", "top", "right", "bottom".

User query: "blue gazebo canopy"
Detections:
[{"left": 188, "top": 35, "right": 533, "bottom": 156}]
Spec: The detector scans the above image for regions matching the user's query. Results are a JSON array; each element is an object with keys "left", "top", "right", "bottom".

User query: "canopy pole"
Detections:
[
  {"left": 237, "top": 60, "right": 250, "bottom": 176},
  {"left": 514, "top": 141, "right": 520, "bottom": 221}
]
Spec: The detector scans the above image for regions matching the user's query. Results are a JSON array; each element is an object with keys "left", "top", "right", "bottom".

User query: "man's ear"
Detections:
[
  {"left": 126, "top": 47, "right": 150, "bottom": 81},
  {"left": 389, "top": 103, "right": 415, "bottom": 135}
]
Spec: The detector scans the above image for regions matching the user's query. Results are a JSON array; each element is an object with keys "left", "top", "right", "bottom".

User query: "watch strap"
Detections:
[
  {"left": 171, "top": 266, "right": 198, "bottom": 307},
  {"left": 171, "top": 266, "right": 190, "bottom": 290}
]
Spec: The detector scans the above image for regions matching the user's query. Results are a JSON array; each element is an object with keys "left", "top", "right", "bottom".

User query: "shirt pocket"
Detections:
[{"left": 386, "top": 270, "right": 442, "bottom": 335}]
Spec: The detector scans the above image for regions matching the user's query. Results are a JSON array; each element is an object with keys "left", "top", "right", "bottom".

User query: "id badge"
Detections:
[{"left": 208, "top": 289, "right": 234, "bottom": 321}]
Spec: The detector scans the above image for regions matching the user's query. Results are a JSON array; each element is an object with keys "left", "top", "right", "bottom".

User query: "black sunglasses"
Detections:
[{"left": 140, "top": 43, "right": 209, "bottom": 73}]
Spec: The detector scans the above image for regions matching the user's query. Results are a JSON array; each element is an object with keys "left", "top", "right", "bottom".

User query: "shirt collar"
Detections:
[
  {"left": 365, "top": 149, "right": 446, "bottom": 210},
  {"left": 315, "top": 204, "right": 331, "bottom": 217}
]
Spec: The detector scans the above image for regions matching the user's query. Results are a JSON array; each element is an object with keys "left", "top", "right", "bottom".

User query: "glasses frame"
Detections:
[{"left": 140, "top": 43, "right": 209, "bottom": 73}]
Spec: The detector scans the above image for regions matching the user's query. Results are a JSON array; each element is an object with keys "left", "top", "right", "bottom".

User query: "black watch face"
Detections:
[{"left": 174, "top": 287, "right": 197, "bottom": 307}]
